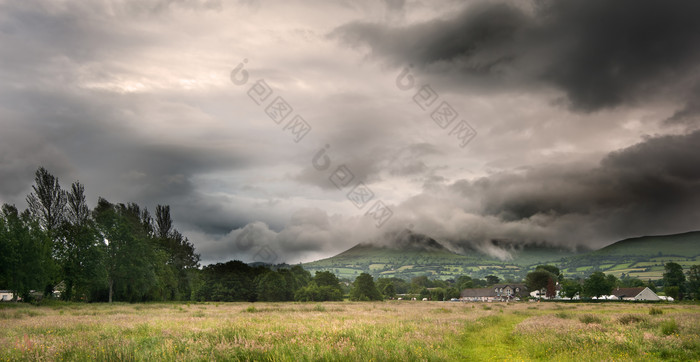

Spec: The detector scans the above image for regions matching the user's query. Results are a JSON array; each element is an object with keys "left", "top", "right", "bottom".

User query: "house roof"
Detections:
[
  {"left": 460, "top": 288, "right": 495, "bottom": 298},
  {"left": 492, "top": 284, "right": 527, "bottom": 290},
  {"left": 611, "top": 287, "right": 645, "bottom": 298}
]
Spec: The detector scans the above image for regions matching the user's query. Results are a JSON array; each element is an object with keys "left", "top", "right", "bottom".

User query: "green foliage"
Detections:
[
  {"left": 664, "top": 286, "right": 680, "bottom": 300},
  {"left": 0, "top": 204, "right": 53, "bottom": 301},
  {"left": 256, "top": 271, "right": 291, "bottom": 302},
  {"left": 485, "top": 275, "right": 501, "bottom": 285},
  {"left": 687, "top": 265, "right": 700, "bottom": 300},
  {"left": 649, "top": 307, "right": 663, "bottom": 315},
  {"left": 582, "top": 272, "right": 615, "bottom": 298},
  {"left": 195, "top": 260, "right": 260, "bottom": 301},
  {"left": 663, "top": 262, "right": 686, "bottom": 300},
  {"left": 350, "top": 273, "right": 382, "bottom": 301},
  {"left": 560, "top": 279, "right": 582, "bottom": 299},
  {"left": 578, "top": 314, "right": 602, "bottom": 324},
  {"left": 535, "top": 265, "right": 561, "bottom": 280},
  {"left": 294, "top": 270, "right": 341, "bottom": 302},
  {"left": 525, "top": 270, "right": 556, "bottom": 296},
  {"left": 660, "top": 319, "right": 678, "bottom": 336},
  {"left": 617, "top": 314, "right": 646, "bottom": 325}
]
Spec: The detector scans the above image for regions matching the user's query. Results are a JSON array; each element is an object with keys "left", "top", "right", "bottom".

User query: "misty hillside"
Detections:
[
  {"left": 559, "top": 231, "right": 700, "bottom": 279},
  {"left": 303, "top": 231, "right": 700, "bottom": 281}
]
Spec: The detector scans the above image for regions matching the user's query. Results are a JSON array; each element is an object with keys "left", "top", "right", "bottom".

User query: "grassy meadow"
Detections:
[{"left": 1, "top": 301, "right": 699, "bottom": 361}]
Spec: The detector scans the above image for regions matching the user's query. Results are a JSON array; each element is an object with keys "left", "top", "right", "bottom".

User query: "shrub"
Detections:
[
  {"left": 579, "top": 314, "right": 602, "bottom": 324},
  {"left": 245, "top": 305, "right": 257, "bottom": 313},
  {"left": 555, "top": 312, "right": 571, "bottom": 319},
  {"left": 660, "top": 319, "right": 678, "bottom": 335},
  {"left": 649, "top": 307, "right": 663, "bottom": 315},
  {"left": 618, "top": 314, "right": 646, "bottom": 325}
]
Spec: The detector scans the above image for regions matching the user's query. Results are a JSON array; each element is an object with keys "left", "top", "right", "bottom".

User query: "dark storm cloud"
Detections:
[
  {"left": 665, "top": 86, "right": 700, "bottom": 128},
  {"left": 333, "top": 0, "right": 700, "bottom": 112},
  {"left": 444, "top": 130, "right": 700, "bottom": 247}
]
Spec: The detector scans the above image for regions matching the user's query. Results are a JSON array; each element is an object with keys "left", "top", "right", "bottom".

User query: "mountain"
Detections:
[
  {"left": 303, "top": 230, "right": 580, "bottom": 280},
  {"left": 558, "top": 231, "right": 700, "bottom": 280},
  {"left": 302, "top": 231, "right": 700, "bottom": 281}
]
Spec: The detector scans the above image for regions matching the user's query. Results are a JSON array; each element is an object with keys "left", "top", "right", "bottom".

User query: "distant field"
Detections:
[{"left": 1, "top": 301, "right": 699, "bottom": 360}]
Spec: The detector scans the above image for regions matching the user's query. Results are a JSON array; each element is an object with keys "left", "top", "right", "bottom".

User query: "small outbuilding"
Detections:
[{"left": 0, "top": 290, "right": 15, "bottom": 301}]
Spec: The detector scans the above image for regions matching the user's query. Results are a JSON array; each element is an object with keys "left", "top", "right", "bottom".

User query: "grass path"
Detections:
[{"left": 452, "top": 312, "right": 528, "bottom": 361}]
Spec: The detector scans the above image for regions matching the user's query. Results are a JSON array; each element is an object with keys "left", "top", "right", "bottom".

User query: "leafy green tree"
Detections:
[
  {"left": 59, "top": 182, "right": 106, "bottom": 301},
  {"left": 446, "top": 287, "right": 460, "bottom": 299},
  {"left": 582, "top": 272, "right": 615, "bottom": 298},
  {"left": 456, "top": 275, "right": 474, "bottom": 290},
  {"left": 26, "top": 167, "right": 66, "bottom": 235},
  {"left": 295, "top": 271, "right": 342, "bottom": 301},
  {"left": 93, "top": 199, "right": 157, "bottom": 302},
  {"left": 687, "top": 265, "right": 700, "bottom": 300},
  {"left": 377, "top": 277, "right": 409, "bottom": 294},
  {"left": 535, "top": 265, "right": 562, "bottom": 281},
  {"left": 0, "top": 205, "right": 52, "bottom": 301},
  {"left": 195, "top": 260, "right": 259, "bottom": 302},
  {"left": 663, "top": 262, "right": 686, "bottom": 300},
  {"left": 350, "top": 273, "right": 382, "bottom": 301},
  {"left": 560, "top": 279, "right": 582, "bottom": 299},
  {"left": 288, "top": 265, "right": 312, "bottom": 290},
  {"left": 152, "top": 205, "right": 200, "bottom": 300},
  {"left": 382, "top": 283, "right": 396, "bottom": 299},
  {"left": 619, "top": 276, "right": 645, "bottom": 288},
  {"left": 525, "top": 270, "right": 556, "bottom": 297},
  {"left": 485, "top": 275, "right": 500, "bottom": 285},
  {"left": 256, "top": 271, "right": 289, "bottom": 301},
  {"left": 26, "top": 167, "right": 67, "bottom": 295},
  {"left": 665, "top": 286, "right": 680, "bottom": 300}
]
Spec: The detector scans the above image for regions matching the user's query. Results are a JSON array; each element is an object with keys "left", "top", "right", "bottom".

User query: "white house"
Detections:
[{"left": 0, "top": 290, "right": 15, "bottom": 301}]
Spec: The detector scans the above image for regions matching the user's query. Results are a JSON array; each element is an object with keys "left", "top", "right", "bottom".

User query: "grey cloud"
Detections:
[
  {"left": 333, "top": 0, "right": 700, "bottom": 112},
  {"left": 446, "top": 130, "right": 700, "bottom": 247}
]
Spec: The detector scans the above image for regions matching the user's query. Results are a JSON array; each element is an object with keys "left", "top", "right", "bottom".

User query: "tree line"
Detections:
[{"left": 0, "top": 168, "right": 199, "bottom": 302}]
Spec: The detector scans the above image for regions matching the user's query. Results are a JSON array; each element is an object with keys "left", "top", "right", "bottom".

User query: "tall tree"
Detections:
[
  {"left": 536, "top": 265, "right": 562, "bottom": 281},
  {"left": 59, "top": 182, "right": 105, "bottom": 301},
  {"left": 93, "top": 199, "right": 156, "bottom": 302},
  {"left": 256, "top": 271, "right": 289, "bottom": 301},
  {"left": 26, "top": 167, "right": 66, "bottom": 234},
  {"left": 560, "top": 279, "right": 582, "bottom": 299},
  {"left": 26, "top": 167, "right": 67, "bottom": 295},
  {"left": 582, "top": 272, "right": 615, "bottom": 298},
  {"left": 686, "top": 265, "right": 700, "bottom": 301},
  {"left": 350, "top": 273, "right": 382, "bottom": 301},
  {"left": 0, "top": 205, "right": 52, "bottom": 301},
  {"left": 155, "top": 205, "right": 173, "bottom": 239},
  {"left": 663, "top": 262, "right": 686, "bottom": 300},
  {"left": 525, "top": 270, "right": 556, "bottom": 298}
]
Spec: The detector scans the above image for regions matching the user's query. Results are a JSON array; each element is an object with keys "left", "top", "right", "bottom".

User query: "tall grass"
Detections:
[{"left": 0, "top": 302, "right": 698, "bottom": 360}]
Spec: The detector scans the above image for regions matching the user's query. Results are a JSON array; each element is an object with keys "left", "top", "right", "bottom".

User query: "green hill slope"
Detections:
[
  {"left": 559, "top": 231, "right": 700, "bottom": 280},
  {"left": 302, "top": 231, "right": 700, "bottom": 281},
  {"left": 303, "top": 231, "right": 582, "bottom": 280},
  {"left": 303, "top": 242, "right": 510, "bottom": 280}
]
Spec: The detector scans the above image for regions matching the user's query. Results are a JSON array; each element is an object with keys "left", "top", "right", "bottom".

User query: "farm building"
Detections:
[
  {"left": 460, "top": 284, "right": 528, "bottom": 302},
  {"left": 0, "top": 290, "right": 15, "bottom": 301},
  {"left": 610, "top": 287, "right": 660, "bottom": 301}
]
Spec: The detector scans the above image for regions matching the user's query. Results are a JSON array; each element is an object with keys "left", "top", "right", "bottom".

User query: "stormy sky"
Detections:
[{"left": 1, "top": 0, "right": 699, "bottom": 264}]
